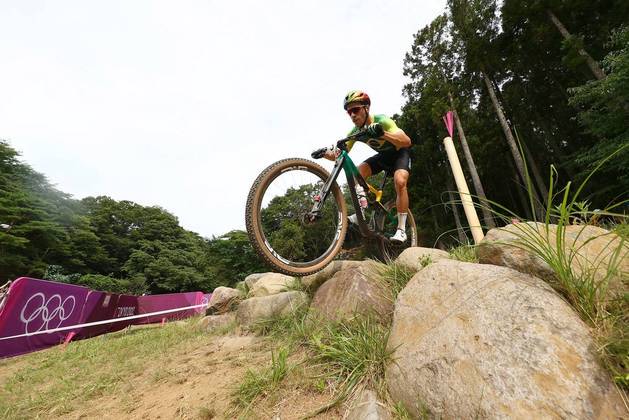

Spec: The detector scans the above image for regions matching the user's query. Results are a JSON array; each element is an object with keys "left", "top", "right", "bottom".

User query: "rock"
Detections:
[
  {"left": 386, "top": 259, "right": 625, "bottom": 419},
  {"left": 196, "top": 313, "right": 236, "bottom": 333},
  {"left": 249, "top": 273, "right": 296, "bottom": 297},
  {"left": 395, "top": 247, "right": 450, "bottom": 272},
  {"left": 346, "top": 389, "right": 391, "bottom": 420},
  {"left": 236, "top": 291, "right": 308, "bottom": 327},
  {"left": 244, "top": 272, "right": 272, "bottom": 289},
  {"left": 310, "top": 265, "right": 392, "bottom": 322},
  {"left": 206, "top": 286, "right": 243, "bottom": 315},
  {"left": 301, "top": 260, "right": 365, "bottom": 291},
  {"left": 478, "top": 223, "right": 628, "bottom": 294}
]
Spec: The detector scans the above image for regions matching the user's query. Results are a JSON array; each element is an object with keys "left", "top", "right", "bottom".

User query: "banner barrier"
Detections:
[
  {"left": 0, "top": 277, "right": 211, "bottom": 359},
  {"left": 137, "top": 292, "right": 210, "bottom": 324},
  {"left": 0, "top": 302, "right": 208, "bottom": 341}
]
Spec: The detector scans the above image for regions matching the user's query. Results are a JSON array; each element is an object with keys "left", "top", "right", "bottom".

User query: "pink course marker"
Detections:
[{"left": 443, "top": 111, "right": 454, "bottom": 137}]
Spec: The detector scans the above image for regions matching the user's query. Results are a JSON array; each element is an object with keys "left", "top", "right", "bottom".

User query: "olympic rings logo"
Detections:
[{"left": 20, "top": 293, "right": 76, "bottom": 334}]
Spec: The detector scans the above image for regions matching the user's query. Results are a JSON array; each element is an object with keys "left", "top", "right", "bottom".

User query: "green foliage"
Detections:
[
  {"left": 305, "top": 315, "right": 395, "bottom": 413},
  {"left": 44, "top": 265, "right": 142, "bottom": 295},
  {"left": 371, "top": 261, "right": 416, "bottom": 300},
  {"left": 0, "top": 141, "right": 266, "bottom": 294},
  {"left": 0, "top": 141, "right": 81, "bottom": 280},
  {"left": 449, "top": 243, "right": 479, "bottom": 263},
  {"left": 393, "top": 401, "right": 414, "bottom": 419},
  {"left": 251, "top": 304, "right": 312, "bottom": 346},
  {"left": 233, "top": 347, "right": 290, "bottom": 410},
  {"left": 250, "top": 302, "right": 395, "bottom": 415},
  {"left": 205, "top": 230, "right": 267, "bottom": 288},
  {"left": 401, "top": 0, "right": 629, "bottom": 247},
  {"left": 569, "top": 26, "right": 629, "bottom": 201}
]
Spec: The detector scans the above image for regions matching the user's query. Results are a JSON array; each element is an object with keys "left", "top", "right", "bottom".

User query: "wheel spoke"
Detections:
[{"left": 258, "top": 167, "right": 342, "bottom": 265}]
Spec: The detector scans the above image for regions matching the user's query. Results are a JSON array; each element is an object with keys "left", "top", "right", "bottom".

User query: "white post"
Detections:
[{"left": 443, "top": 137, "right": 485, "bottom": 244}]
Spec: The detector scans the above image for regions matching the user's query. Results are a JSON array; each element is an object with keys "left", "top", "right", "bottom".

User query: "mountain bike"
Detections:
[{"left": 245, "top": 130, "right": 418, "bottom": 276}]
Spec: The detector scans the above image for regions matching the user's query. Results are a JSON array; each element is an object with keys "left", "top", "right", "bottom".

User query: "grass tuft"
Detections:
[
  {"left": 235, "top": 281, "right": 250, "bottom": 297},
  {"left": 304, "top": 315, "right": 395, "bottom": 415},
  {"left": 449, "top": 243, "right": 479, "bottom": 263},
  {"left": 371, "top": 261, "right": 416, "bottom": 300},
  {"left": 248, "top": 293, "right": 396, "bottom": 416},
  {"left": 250, "top": 303, "right": 313, "bottom": 346},
  {"left": 232, "top": 347, "right": 290, "bottom": 410}
]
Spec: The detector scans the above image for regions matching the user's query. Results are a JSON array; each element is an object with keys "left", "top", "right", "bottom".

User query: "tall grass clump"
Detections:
[
  {"left": 233, "top": 347, "right": 291, "bottom": 410},
  {"left": 250, "top": 304, "right": 396, "bottom": 415},
  {"left": 449, "top": 242, "right": 479, "bottom": 263},
  {"left": 251, "top": 303, "right": 313, "bottom": 347},
  {"left": 471, "top": 144, "right": 628, "bottom": 390},
  {"left": 371, "top": 260, "right": 415, "bottom": 300},
  {"left": 304, "top": 315, "right": 395, "bottom": 415}
]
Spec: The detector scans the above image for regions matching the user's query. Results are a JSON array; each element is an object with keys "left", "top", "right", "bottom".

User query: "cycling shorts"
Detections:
[{"left": 364, "top": 147, "right": 411, "bottom": 176}]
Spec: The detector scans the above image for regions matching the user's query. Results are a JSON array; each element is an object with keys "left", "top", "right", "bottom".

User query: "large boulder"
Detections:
[
  {"left": 310, "top": 265, "right": 392, "bottom": 322},
  {"left": 206, "top": 286, "right": 243, "bottom": 315},
  {"left": 249, "top": 273, "right": 296, "bottom": 297},
  {"left": 395, "top": 247, "right": 450, "bottom": 272},
  {"left": 386, "top": 259, "right": 625, "bottom": 419},
  {"left": 300, "top": 260, "right": 365, "bottom": 291},
  {"left": 478, "top": 223, "right": 628, "bottom": 293},
  {"left": 244, "top": 272, "right": 272, "bottom": 289},
  {"left": 236, "top": 291, "right": 308, "bottom": 327},
  {"left": 196, "top": 312, "right": 236, "bottom": 333}
]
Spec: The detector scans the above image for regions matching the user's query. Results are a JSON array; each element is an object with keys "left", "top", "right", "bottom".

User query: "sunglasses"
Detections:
[{"left": 347, "top": 106, "right": 364, "bottom": 116}]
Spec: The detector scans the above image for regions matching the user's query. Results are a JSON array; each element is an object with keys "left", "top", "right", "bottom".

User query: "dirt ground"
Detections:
[{"left": 52, "top": 334, "right": 344, "bottom": 420}]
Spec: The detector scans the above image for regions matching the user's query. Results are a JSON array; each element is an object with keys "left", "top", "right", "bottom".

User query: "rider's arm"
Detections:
[
  {"left": 377, "top": 117, "right": 411, "bottom": 150},
  {"left": 381, "top": 128, "right": 411, "bottom": 150}
]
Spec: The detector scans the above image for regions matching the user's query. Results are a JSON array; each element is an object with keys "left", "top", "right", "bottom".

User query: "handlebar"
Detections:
[{"left": 310, "top": 129, "right": 369, "bottom": 159}]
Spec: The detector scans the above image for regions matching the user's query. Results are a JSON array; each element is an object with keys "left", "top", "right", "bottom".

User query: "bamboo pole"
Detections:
[{"left": 443, "top": 136, "right": 485, "bottom": 244}]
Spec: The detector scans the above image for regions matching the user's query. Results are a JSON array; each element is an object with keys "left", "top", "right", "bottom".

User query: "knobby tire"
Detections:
[{"left": 245, "top": 158, "right": 348, "bottom": 276}]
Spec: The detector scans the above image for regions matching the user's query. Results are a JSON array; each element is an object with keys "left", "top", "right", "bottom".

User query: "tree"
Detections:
[
  {"left": 403, "top": 12, "right": 497, "bottom": 237},
  {"left": 568, "top": 26, "right": 629, "bottom": 202},
  {"left": 546, "top": 9, "right": 605, "bottom": 80},
  {"left": 0, "top": 141, "right": 76, "bottom": 280},
  {"left": 205, "top": 230, "right": 267, "bottom": 288}
]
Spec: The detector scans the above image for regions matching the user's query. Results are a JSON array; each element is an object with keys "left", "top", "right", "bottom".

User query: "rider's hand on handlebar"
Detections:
[
  {"left": 311, "top": 145, "right": 340, "bottom": 160},
  {"left": 311, "top": 147, "right": 328, "bottom": 159},
  {"left": 364, "top": 122, "right": 384, "bottom": 138},
  {"left": 324, "top": 148, "right": 339, "bottom": 160}
]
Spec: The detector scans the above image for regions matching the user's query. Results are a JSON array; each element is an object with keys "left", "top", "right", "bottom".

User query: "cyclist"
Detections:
[{"left": 324, "top": 90, "right": 412, "bottom": 242}]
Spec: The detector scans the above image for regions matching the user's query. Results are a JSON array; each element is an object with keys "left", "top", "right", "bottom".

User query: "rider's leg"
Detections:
[
  {"left": 392, "top": 169, "right": 410, "bottom": 241},
  {"left": 393, "top": 169, "right": 409, "bottom": 213},
  {"left": 358, "top": 162, "right": 372, "bottom": 179}
]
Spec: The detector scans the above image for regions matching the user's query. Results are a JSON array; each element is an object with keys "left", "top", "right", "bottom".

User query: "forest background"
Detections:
[{"left": 1, "top": 0, "right": 627, "bottom": 295}]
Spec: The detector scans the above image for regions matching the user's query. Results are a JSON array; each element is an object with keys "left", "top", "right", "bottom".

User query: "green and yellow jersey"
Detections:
[{"left": 346, "top": 114, "right": 400, "bottom": 153}]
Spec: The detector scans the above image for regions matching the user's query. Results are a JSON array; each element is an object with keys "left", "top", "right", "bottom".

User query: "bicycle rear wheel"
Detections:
[
  {"left": 245, "top": 158, "right": 348, "bottom": 276},
  {"left": 376, "top": 201, "right": 417, "bottom": 263}
]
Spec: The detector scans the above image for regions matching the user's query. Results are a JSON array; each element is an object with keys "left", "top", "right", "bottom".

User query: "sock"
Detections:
[{"left": 397, "top": 212, "right": 407, "bottom": 231}]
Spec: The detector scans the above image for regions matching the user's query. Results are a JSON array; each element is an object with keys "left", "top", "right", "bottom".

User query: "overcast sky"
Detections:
[{"left": 1, "top": 0, "right": 445, "bottom": 238}]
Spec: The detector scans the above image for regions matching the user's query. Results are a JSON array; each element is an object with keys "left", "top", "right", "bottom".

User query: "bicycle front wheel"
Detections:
[{"left": 245, "top": 158, "right": 348, "bottom": 276}]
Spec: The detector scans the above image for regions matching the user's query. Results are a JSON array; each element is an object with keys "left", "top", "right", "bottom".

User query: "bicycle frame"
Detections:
[{"left": 309, "top": 149, "right": 393, "bottom": 241}]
